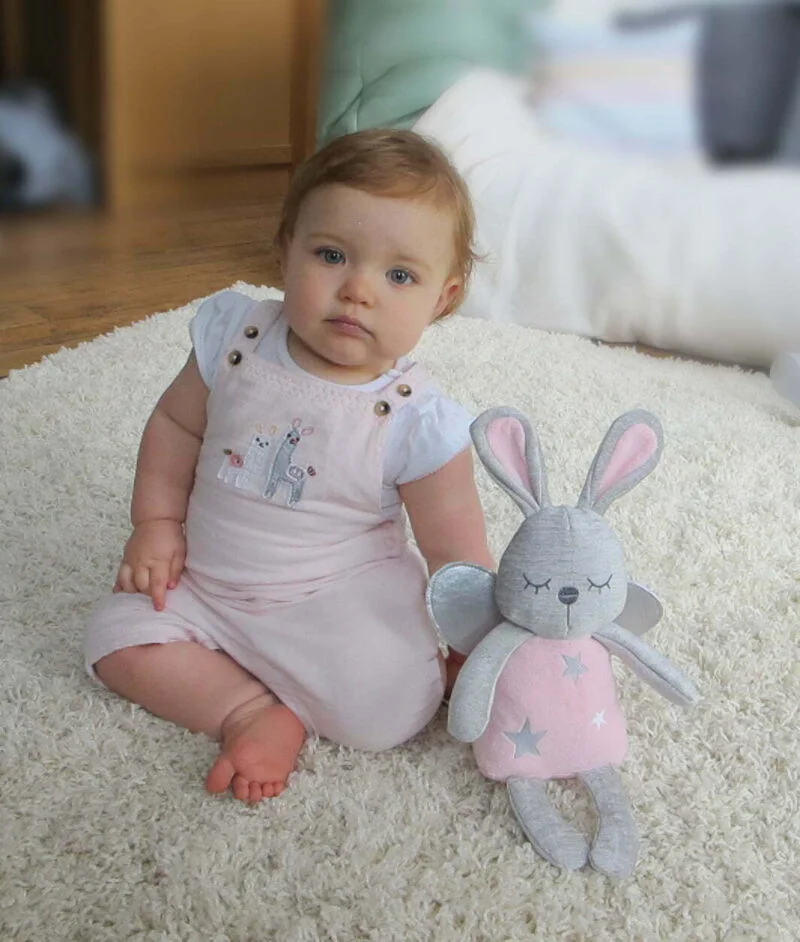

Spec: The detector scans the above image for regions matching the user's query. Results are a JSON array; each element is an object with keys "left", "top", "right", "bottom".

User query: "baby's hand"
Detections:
[{"left": 114, "top": 519, "right": 186, "bottom": 611}]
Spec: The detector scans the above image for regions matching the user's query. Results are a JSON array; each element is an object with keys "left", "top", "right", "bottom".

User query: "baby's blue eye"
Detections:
[
  {"left": 388, "top": 268, "right": 414, "bottom": 286},
  {"left": 317, "top": 247, "right": 345, "bottom": 265}
]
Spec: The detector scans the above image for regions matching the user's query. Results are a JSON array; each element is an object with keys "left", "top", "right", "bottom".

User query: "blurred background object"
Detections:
[
  {"left": 0, "top": 0, "right": 323, "bottom": 214},
  {"left": 526, "top": 1, "right": 800, "bottom": 166},
  {"left": 0, "top": 78, "right": 95, "bottom": 210},
  {"left": 316, "top": 1, "right": 800, "bottom": 169},
  {"left": 526, "top": 9, "right": 702, "bottom": 160},
  {"left": 697, "top": 1, "right": 800, "bottom": 165},
  {"left": 317, "top": 0, "right": 544, "bottom": 148},
  {"left": 0, "top": 0, "right": 99, "bottom": 211}
]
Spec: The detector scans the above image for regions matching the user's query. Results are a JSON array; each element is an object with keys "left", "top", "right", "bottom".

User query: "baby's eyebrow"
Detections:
[
  {"left": 395, "top": 255, "right": 432, "bottom": 274},
  {"left": 305, "top": 231, "right": 343, "bottom": 243}
]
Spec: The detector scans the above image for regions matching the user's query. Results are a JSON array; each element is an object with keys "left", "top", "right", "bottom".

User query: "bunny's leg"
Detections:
[
  {"left": 579, "top": 766, "right": 639, "bottom": 879},
  {"left": 507, "top": 777, "right": 589, "bottom": 871}
]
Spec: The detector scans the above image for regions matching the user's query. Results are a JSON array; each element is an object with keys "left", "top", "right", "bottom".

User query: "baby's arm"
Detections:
[
  {"left": 400, "top": 448, "right": 494, "bottom": 689},
  {"left": 399, "top": 448, "right": 493, "bottom": 576},
  {"left": 115, "top": 352, "right": 209, "bottom": 610}
]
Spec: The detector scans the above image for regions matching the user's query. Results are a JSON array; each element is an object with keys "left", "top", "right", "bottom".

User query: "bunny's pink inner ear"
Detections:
[
  {"left": 486, "top": 417, "right": 534, "bottom": 495},
  {"left": 596, "top": 424, "right": 659, "bottom": 500}
]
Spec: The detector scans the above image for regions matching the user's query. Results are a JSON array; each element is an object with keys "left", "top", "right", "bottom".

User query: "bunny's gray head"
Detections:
[
  {"left": 471, "top": 408, "right": 663, "bottom": 641},
  {"left": 496, "top": 505, "right": 627, "bottom": 639}
]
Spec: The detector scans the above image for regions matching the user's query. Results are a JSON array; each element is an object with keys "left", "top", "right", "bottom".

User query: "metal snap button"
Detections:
[
  {"left": 244, "top": 325, "right": 259, "bottom": 339},
  {"left": 374, "top": 400, "right": 391, "bottom": 417},
  {"left": 397, "top": 384, "right": 412, "bottom": 398},
  {"left": 228, "top": 350, "right": 243, "bottom": 366}
]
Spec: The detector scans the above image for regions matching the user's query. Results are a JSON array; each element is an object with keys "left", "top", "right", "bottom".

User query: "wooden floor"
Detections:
[{"left": 0, "top": 199, "right": 286, "bottom": 377}]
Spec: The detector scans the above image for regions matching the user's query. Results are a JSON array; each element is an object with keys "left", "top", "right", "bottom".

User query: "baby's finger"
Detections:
[
  {"left": 150, "top": 567, "right": 169, "bottom": 612},
  {"left": 116, "top": 563, "right": 137, "bottom": 594},
  {"left": 168, "top": 551, "right": 185, "bottom": 590},
  {"left": 133, "top": 565, "right": 152, "bottom": 596}
]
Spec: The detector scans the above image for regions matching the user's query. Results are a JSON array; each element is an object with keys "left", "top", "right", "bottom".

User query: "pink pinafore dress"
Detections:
[{"left": 86, "top": 299, "right": 445, "bottom": 750}]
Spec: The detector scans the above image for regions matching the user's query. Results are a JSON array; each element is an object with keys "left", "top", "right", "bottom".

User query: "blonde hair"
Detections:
[{"left": 276, "top": 129, "right": 478, "bottom": 317}]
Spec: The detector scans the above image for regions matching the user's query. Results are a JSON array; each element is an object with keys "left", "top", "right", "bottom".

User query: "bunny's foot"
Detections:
[
  {"left": 507, "top": 777, "right": 589, "bottom": 871},
  {"left": 581, "top": 766, "right": 639, "bottom": 879}
]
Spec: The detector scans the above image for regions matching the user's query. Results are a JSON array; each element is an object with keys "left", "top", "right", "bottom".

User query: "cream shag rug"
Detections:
[{"left": 1, "top": 283, "right": 798, "bottom": 942}]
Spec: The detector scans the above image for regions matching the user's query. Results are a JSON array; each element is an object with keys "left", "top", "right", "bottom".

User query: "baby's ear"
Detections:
[
  {"left": 434, "top": 278, "right": 461, "bottom": 319},
  {"left": 277, "top": 238, "right": 290, "bottom": 276}
]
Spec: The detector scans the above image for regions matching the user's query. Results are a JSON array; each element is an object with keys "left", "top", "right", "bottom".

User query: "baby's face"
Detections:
[{"left": 280, "top": 184, "right": 460, "bottom": 383}]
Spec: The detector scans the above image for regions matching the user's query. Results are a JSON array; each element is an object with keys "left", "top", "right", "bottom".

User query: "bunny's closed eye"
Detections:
[
  {"left": 587, "top": 576, "right": 613, "bottom": 592},
  {"left": 523, "top": 576, "right": 551, "bottom": 593}
]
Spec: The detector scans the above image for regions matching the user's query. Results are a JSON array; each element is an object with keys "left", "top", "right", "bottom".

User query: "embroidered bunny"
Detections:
[
  {"left": 264, "top": 419, "right": 315, "bottom": 508},
  {"left": 427, "top": 409, "right": 700, "bottom": 878}
]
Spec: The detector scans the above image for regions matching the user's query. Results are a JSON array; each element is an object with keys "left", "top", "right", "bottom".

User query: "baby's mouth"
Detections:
[{"left": 327, "top": 315, "right": 371, "bottom": 337}]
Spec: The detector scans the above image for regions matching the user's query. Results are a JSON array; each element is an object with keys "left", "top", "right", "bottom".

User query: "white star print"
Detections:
[{"left": 591, "top": 710, "right": 607, "bottom": 729}]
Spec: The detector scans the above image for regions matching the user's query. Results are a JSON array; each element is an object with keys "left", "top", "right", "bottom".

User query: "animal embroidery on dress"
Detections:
[
  {"left": 263, "top": 418, "right": 316, "bottom": 508},
  {"left": 218, "top": 427, "right": 276, "bottom": 493}
]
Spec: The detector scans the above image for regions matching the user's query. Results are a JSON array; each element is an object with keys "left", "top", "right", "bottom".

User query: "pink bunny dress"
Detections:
[{"left": 472, "top": 636, "right": 628, "bottom": 781}]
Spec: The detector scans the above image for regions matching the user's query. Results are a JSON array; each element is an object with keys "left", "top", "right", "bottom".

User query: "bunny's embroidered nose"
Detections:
[{"left": 558, "top": 586, "right": 579, "bottom": 606}]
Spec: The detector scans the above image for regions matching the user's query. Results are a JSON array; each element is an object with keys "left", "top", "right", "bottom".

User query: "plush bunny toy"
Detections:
[{"left": 427, "top": 408, "right": 700, "bottom": 879}]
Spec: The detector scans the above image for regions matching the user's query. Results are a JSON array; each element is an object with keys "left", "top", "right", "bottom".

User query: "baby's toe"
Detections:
[
  {"left": 205, "top": 756, "right": 235, "bottom": 795},
  {"left": 248, "top": 781, "right": 264, "bottom": 804},
  {"left": 232, "top": 774, "right": 252, "bottom": 803}
]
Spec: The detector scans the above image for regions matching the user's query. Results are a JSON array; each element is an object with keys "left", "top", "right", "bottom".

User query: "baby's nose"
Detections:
[
  {"left": 558, "top": 586, "right": 579, "bottom": 606},
  {"left": 340, "top": 271, "right": 374, "bottom": 305}
]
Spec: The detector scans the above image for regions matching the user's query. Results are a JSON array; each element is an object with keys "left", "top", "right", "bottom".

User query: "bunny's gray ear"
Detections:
[
  {"left": 578, "top": 410, "right": 663, "bottom": 515},
  {"left": 471, "top": 408, "right": 549, "bottom": 516}
]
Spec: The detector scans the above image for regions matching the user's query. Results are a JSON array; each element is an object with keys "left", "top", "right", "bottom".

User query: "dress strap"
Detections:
[
  {"left": 238, "top": 297, "right": 283, "bottom": 353},
  {"left": 220, "top": 297, "right": 283, "bottom": 374},
  {"left": 372, "top": 362, "right": 435, "bottom": 416}
]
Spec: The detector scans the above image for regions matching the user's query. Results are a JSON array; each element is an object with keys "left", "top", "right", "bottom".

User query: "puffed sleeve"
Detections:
[
  {"left": 387, "top": 389, "right": 474, "bottom": 486},
  {"left": 189, "top": 290, "right": 255, "bottom": 388}
]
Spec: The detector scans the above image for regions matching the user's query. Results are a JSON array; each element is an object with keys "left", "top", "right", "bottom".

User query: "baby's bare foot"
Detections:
[{"left": 205, "top": 695, "right": 306, "bottom": 803}]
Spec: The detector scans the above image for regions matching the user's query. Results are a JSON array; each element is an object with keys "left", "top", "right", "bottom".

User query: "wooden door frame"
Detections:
[
  {"left": 290, "top": 0, "right": 325, "bottom": 170},
  {"left": 1, "top": 0, "right": 25, "bottom": 77}
]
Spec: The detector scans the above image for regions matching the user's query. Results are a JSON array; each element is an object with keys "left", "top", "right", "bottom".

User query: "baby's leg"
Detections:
[
  {"left": 272, "top": 555, "right": 445, "bottom": 751},
  {"left": 86, "top": 589, "right": 306, "bottom": 803},
  {"left": 96, "top": 643, "right": 306, "bottom": 802}
]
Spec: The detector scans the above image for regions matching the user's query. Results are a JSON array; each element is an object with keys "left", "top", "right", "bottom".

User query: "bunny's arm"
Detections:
[
  {"left": 448, "top": 622, "right": 530, "bottom": 743},
  {"left": 594, "top": 623, "right": 700, "bottom": 707}
]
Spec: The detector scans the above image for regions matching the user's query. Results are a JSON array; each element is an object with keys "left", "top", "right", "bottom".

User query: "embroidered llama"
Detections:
[
  {"left": 264, "top": 419, "right": 315, "bottom": 508},
  {"left": 219, "top": 432, "right": 272, "bottom": 491}
]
